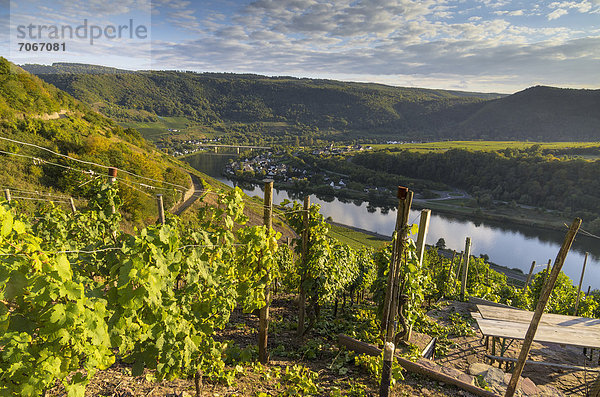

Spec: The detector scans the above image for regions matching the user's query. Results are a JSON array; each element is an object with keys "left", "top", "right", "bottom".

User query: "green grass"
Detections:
[
  {"left": 427, "top": 198, "right": 471, "bottom": 206},
  {"left": 579, "top": 154, "right": 600, "bottom": 160},
  {"left": 327, "top": 223, "right": 389, "bottom": 250},
  {"left": 370, "top": 141, "right": 600, "bottom": 152},
  {"left": 257, "top": 121, "right": 291, "bottom": 127},
  {"left": 120, "top": 116, "right": 212, "bottom": 141}
]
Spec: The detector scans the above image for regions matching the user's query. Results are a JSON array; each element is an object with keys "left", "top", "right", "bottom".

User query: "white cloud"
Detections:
[
  {"left": 547, "top": 8, "right": 569, "bottom": 19},
  {"left": 239, "top": 0, "right": 440, "bottom": 38},
  {"left": 478, "top": 0, "right": 512, "bottom": 8},
  {"left": 494, "top": 9, "right": 525, "bottom": 16},
  {"left": 549, "top": 1, "right": 593, "bottom": 12},
  {"left": 54, "top": 0, "right": 150, "bottom": 18},
  {"left": 143, "top": 0, "right": 600, "bottom": 92},
  {"left": 9, "top": 0, "right": 599, "bottom": 93}
]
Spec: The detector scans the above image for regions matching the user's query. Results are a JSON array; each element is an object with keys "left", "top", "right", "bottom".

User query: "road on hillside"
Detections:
[{"left": 173, "top": 173, "right": 204, "bottom": 216}]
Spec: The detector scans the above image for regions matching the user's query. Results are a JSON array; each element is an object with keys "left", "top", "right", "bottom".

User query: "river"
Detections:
[{"left": 184, "top": 152, "right": 600, "bottom": 289}]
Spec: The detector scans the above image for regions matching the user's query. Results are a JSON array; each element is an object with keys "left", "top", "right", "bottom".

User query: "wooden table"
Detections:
[
  {"left": 478, "top": 304, "right": 600, "bottom": 333},
  {"left": 472, "top": 304, "right": 600, "bottom": 368}
]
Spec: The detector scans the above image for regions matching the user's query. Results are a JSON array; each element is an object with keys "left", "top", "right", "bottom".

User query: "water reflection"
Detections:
[{"left": 183, "top": 153, "right": 600, "bottom": 289}]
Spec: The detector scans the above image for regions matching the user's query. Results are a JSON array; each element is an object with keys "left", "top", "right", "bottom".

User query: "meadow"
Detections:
[
  {"left": 120, "top": 116, "right": 213, "bottom": 141},
  {"left": 371, "top": 140, "right": 600, "bottom": 153}
]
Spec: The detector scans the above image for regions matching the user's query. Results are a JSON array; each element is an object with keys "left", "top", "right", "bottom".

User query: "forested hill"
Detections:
[
  {"left": 455, "top": 86, "right": 600, "bottom": 140},
  {"left": 21, "top": 62, "right": 502, "bottom": 138},
  {"left": 21, "top": 63, "right": 600, "bottom": 141},
  {"left": 0, "top": 57, "right": 190, "bottom": 225}
]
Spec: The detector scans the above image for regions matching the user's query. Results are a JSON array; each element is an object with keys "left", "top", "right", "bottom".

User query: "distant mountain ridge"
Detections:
[
  {"left": 457, "top": 86, "right": 600, "bottom": 140},
  {"left": 21, "top": 63, "right": 135, "bottom": 75},
  {"left": 20, "top": 62, "right": 600, "bottom": 141}
]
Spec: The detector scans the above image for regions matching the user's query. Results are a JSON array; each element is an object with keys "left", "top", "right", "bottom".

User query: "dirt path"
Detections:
[{"left": 32, "top": 109, "right": 68, "bottom": 120}]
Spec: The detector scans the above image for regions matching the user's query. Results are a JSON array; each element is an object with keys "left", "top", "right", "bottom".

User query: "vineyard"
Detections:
[{"left": 1, "top": 179, "right": 599, "bottom": 396}]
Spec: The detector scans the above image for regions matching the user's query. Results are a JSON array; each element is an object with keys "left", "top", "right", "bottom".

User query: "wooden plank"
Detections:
[
  {"left": 469, "top": 297, "right": 522, "bottom": 310},
  {"left": 477, "top": 304, "right": 600, "bottom": 329},
  {"left": 337, "top": 334, "right": 499, "bottom": 397},
  {"left": 471, "top": 312, "right": 600, "bottom": 349},
  {"left": 485, "top": 355, "right": 600, "bottom": 372}
]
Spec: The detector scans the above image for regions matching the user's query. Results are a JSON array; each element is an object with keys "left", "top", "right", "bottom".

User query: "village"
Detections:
[
  {"left": 156, "top": 137, "right": 224, "bottom": 157},
  {"left": 224, "top": 144, "right": 375, "bottom": 190}
]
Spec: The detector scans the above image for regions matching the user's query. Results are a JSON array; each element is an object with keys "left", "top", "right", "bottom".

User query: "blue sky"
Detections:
[{"left": 2, "top": 0, "right": 600, "bottom": 93}]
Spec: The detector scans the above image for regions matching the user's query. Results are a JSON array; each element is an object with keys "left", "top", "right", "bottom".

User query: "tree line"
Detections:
[{"left": 352, "top": 147, "right": 600, "bottom": 232}]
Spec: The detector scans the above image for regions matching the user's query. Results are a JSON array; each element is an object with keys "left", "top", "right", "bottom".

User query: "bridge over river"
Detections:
[{"left": 196, "top": 144, "right": 270, "bottom": 154}]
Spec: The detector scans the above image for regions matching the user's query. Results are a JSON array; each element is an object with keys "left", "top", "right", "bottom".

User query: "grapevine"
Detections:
[
  {"left": 0, "top": 202, "right": 114, "bottom": 397},
  {"left": 0, "top": 186, "right": 281, "bottom": 395},
  {"left": 283, "top": 200, "right": 375, "bottom": 334}
]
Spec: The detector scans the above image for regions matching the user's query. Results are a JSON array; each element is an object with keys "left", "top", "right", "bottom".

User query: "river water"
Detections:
[{"left": 184, "top": 152, "right": 600, "bottom": 289}]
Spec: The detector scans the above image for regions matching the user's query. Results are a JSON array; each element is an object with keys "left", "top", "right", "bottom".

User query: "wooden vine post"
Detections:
[
  {"left": 4, "top": 188, "right": 10, "bottom": 203},
  {"left": 544, "top": 259, "right": 551, "bottom": 283},
  {"left": 69, "top": 197, "right": 77, "bottom": 213},
  {"left": 108, "top": 167, "right": 117, "bottom": 183},
  {"left": 460, "top": 237, "right": 472, "bottom": 301},
  {"left": 524, "top": 261, "right": 536, "bottom": 289},
  {"left": 108, "top": 167, "right": 117, "bottom": 214},
  {"left": 455, "top": 251, "right": 463, "bottom": 285},
  {"left": 379, "top": 342, "right": 395, "bottom": 397},
  {"left": 380, "top": 186, "right": 413, "bottom": 397},
  {"left": 445, "top": 250, "right": 457, "bottom": 295},
  {"left": 574, "top": 252, "right": 589, "bottom": 316},
  {"left": 259, "top": 180, "right": 273, "bottom": 363},
  {"left": 504, "top": 218, "right": 581, "bottom": 397},
  {"left": 156, "top": 194, "right": 165, "bottom": 225},
  {"left": 297, "top": 195, "right": 310, "bottom": 337},
  {"left": 415, "top": 209, "right": 431, "bottom": 266},
  {"left": 381, "top": 186, "right": 412, "bottom": 338}
]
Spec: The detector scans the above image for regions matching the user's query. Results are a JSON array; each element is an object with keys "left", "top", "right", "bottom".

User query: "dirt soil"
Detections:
[
  {"left": 429, "top": 300, "right": 597, "bottom": 396},
  {"left": 45, "top": 296, "right": 477, "bottom": 397},
  {"left": 45, "top": 296, "right": 597, "bottom": 396}
]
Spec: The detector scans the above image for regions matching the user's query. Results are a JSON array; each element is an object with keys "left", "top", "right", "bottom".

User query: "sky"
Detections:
[{"left": 2, "top": 0, "right": 599, "bottom": 93}]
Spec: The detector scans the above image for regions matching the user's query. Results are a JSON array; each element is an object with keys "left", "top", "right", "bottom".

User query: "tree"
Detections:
[{"left": 435, "top": 238, "right": 446, "bottom": 250}]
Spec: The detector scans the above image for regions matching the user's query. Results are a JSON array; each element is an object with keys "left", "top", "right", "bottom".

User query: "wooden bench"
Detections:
[{"left": 485, "top": 355, "right": 600, "bottom": 372}]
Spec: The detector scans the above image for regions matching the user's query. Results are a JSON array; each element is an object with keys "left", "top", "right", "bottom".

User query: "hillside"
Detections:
[
  {"left": 455, "top": 86, "right": 600, "bottom": 140},
  {"left": 23, "top": 63, "right": 600, "bottom": 141},
  {"left": 21, "top": 63, "right": 503, "bottom": 141},
  {"left": 0, "top": 57, "right": 191, "bottom": 226},
  {"left": 3, "top": 59, "right": 596, "bottom": 397}
]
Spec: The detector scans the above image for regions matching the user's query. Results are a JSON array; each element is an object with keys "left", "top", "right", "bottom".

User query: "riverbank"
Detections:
[
  {"left": 186, "top": 150, "right": 583, "bottom": 235},
  {"left": 227, "top": 171, "right": 575, "bottom": 235},
  {"left": 182, "top": 152, "right": 600, "bottom": 289},
  {"left": 410, "top": 199, "right": 570, "bottom": 235},
  {"left": 327, "top": 220, "right": 528, "bottom": 286}
]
